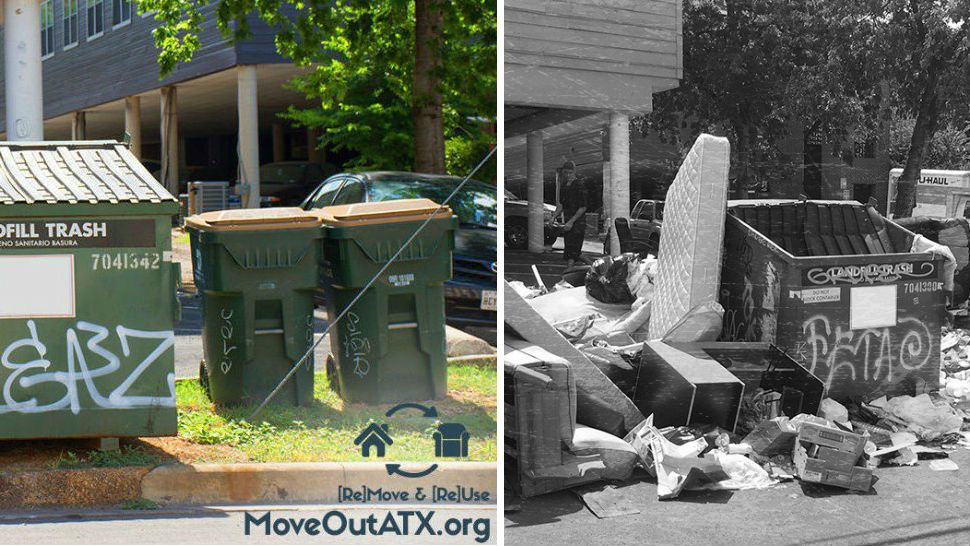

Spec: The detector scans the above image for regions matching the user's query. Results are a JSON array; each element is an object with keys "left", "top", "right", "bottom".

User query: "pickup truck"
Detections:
[{"left": 603, "top": 199, "right": 664, "bottom": 255}]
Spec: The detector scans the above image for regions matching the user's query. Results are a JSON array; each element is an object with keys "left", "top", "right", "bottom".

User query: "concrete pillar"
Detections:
[
  {"left": 71, "top": 111, "right": 86, "bottom": 140},
  {"left": 160, "top": 86, "right": 180, "bottom": 196},
  {"left": 527, "top": 131, "right": 544, "bottom": 253},
  {"left": 609, "top": 112, "right": 630, "bottom": 221},
  {"left": 125, "top": 96, "right": 142, "bottom": 159},
  {"left": 272, "top": 123, "right": 285, "bottom": 162},
  {"left": 307, "top": 127, "right": 322, "bottom": 163},
  {"left": 237, "top": 65, "right": 260, "bottom": 208},
  {"left": 602, "top": 160, "right": 612, "bottom": 228},
  {"left": 4, "top": 0, "right": 45, "bottom": 140}
]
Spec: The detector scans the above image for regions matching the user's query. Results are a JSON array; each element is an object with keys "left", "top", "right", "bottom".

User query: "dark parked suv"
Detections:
[
  {"left": 503, "top": 189, "right": 560, "bottom": 249},
  {"left": 302, "top": 171, "right": 497, "bottom": 327}
]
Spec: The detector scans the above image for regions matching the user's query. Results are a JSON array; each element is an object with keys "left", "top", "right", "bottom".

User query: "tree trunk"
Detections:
[
  {"left": 412, "top": 0, "right": 446, "bottom": 174},
  {"left": 893, "top": 62, "right": 943, "bottom": 218}
]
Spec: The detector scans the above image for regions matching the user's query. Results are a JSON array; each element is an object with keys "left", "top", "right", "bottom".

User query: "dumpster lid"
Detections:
[
  {"left": 185, "top": 207, "right": 323, "bottom": 231},
  {"left": 0, "top": 141, "right": 176, "bottom": 205},
  {"left": 312, "top": 198, "right": 453, "bottom": 226}
]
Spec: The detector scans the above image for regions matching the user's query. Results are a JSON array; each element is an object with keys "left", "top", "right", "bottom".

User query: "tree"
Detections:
[
  {"left": 639, "top": 0, "right": 885, "bottom": 199},
  {"left": 890, "top": 118, "right": 970, "bottom": 170},
  {"left": 138, "top": 0, "right": 496, "bottom": 176},
  {"left": 875, "top": 0, "right": 970, "bottom": 217}
]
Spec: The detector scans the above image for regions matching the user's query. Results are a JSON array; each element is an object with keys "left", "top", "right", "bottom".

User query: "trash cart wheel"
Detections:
[
  {"left": 325, "top": 353, "right": 340, "bottom": 396},
  {"left": 199, "top": 360, "right": 211, "bottom": 401}
]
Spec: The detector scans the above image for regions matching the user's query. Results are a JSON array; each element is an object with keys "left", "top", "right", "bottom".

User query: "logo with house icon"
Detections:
[{"left": 354, "top": 423, "right": 394, "bottom": 458}]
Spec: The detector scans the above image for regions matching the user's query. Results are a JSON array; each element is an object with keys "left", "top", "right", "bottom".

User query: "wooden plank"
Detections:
[
  {"left": 867, "top": 205, "right": 896, "bottom": 253},
  {"left": 816, "top": 204, "right": 842, "bottom": 255},
  {"left": 97, "top": 149, "right": 156, "bottom": 202},
  {"left": 854, "top": 205, "right": 885, "bottom": 254},
  {"left": 504, "top": 281, "right": 644, "bottom": 436},
  {"left": 57, "top": 147, "right": 118, "bottom": 203},
  {"left": 827, "top": 203, "right": 856, "bottom": 255},
  {"left": 507, "top": 36, "right": 678, "bottom": 67},
  {"left": 78, "top": 149, "right": 136, "bottom": 202},
  {"left": 840, "top": 204, "right": 870, "bottom": 255},
  {"left": 0, "top": 147, "right": 46, "bottom": 203},
  {"left": 21, "top": 151, "right": 75, "bottom": 203},
  {"left": 505, "top": 51, "right": 681, "bottom": 80},
  {"left": 512, "top": 1, "right": 678, "bottom": 28}
]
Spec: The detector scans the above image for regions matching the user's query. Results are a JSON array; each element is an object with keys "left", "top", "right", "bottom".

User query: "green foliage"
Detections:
[
  {"left": 890, "top": 119, "right": 970, "bottom": 170},
  {"left": 137, "top": 0, "right": 496, "bottom": 175},
  {"left": 121, "top": 498, "right": 161, "bottom": 510}
]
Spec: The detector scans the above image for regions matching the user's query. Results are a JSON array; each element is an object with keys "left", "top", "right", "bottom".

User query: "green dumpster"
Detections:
[
  {"left": 313, "top": 199, "right": 457, "bottom": 403},
  {"left": 186, "top": 208, "right": 323, "bottom": 406},
  {"left": 0, "top": 141, "right": 180, "bottom": 440}
]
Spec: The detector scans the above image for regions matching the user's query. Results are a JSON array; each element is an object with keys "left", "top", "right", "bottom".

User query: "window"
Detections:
[
  {"left": 306, "top": 177, "right": 346, "bottom": 209},
  {"left": 63, "top": 0, "right": 79, "bottom": 47},
  {"left": 87, "top": 0, "right": 104, "bottom": 38},
  {"left": 332, "top": 180, "right": 366, "bottom": 205},
  {"left": 112, "top": 0, "right": 131, "bottom": 26},
  {"left": 41, "top": 0, "right": 55, "bottom": 58}
]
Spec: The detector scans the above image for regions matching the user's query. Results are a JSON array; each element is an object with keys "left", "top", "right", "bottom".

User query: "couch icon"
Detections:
[{"left": 433, "top": 423, "right": 469, "bottom": 457}]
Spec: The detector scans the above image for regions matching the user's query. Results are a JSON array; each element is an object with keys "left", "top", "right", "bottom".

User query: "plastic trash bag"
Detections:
[{"left": 586, "top": 254, "right": 638, "bottom": 304}]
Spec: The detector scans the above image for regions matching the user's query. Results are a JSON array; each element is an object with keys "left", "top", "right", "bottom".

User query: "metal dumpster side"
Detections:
[
  {"left": 719, "top": 200, "right": 944, "bottom": 401},
  {"left": 0, "top": 141, "right": 180, "bottom": 439}
]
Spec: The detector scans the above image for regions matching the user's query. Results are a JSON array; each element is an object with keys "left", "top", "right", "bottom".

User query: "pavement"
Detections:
[
  {"left": 506, "top": 448, "right": 970, "bottom": 545},
  {"left": 174, "top": 292, "right": 496, "bottom": 380},
  {"left": 505, "top": 238, "right": 604, "bottom": 289},
  {"left": 0, "top": 504, "right": 497, "bottom": 544}
]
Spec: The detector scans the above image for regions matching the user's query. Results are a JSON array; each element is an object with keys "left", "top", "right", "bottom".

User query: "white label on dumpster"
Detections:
[
  {"left": 0, "top": 255, "right": 75, "bottom": 318},
  {"left": 850, "top": 285, "right": 896, "bottom": 330},
  {"left": 798, "top": 287, "right": 841, "bottom": 304}
]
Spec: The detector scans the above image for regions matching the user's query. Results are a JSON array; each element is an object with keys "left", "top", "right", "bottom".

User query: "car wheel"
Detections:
[
  {"left": 544, "top": 233, "right": 558, "bottom": 245},
  {"left": 505, "top": 221, "right": 528, "bottom": 250},
  {"left": 326, "top": 353, "right": 341, "bottom": 396},
  {"left": 648, "top": 235, "right": 660, "bottom": 255}
]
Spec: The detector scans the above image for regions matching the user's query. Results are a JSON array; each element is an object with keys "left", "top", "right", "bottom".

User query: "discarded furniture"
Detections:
[
  {"left": 649, "top": 134, "right": 731, "bottom": 340},
  {"left": 0, "top": 141, "right": 180, "bottom": 439},
  {"left": 505, "top": 281, "right": 644, "bottom": 437},
  {"left": 505, "top": 336, "right": 637, "bottom": 498},
  {"left": 670, "top": 342, "right": 824, "bottom": 418},
  {"left": 720, "top": 199, "right": 945, "bottom": 401},
  {"left": 633, "top": 341, "right": 745, "bottom": 432}
]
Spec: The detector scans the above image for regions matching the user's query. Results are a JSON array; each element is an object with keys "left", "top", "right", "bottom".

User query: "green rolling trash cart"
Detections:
[{"left": 313, "top": 199, "right": 457, "bottom": 403}]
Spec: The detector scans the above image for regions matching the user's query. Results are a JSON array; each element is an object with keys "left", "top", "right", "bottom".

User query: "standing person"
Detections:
[{"left": 554, "top": 161, "right": 589, "bottom": 267}]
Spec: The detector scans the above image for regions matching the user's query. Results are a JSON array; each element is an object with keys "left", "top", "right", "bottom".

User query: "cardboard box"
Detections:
[
  {"left": 794, "top": 441, "right": 872, "bottom": 492},
  {"left": 798, "top": 422, "right": 867, "bottom": 456}
]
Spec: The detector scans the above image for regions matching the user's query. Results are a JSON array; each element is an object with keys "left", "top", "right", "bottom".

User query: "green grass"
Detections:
[
  {"left": 55, "top": 445, "right": 162, "bottom": 469},
  {"left": 121, "top": 498, "right": 160, "bottom": 511},
  {"left": 175, "top": 365, "right": 497, "bottom": 463},
  {"left": 173, "top": 230, "right": 190, "bottom": 245}
]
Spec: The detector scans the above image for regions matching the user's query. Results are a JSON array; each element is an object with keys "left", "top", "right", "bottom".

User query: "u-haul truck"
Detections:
[{"left": 887, "top": 168, "right": 970, "bottom": 218}]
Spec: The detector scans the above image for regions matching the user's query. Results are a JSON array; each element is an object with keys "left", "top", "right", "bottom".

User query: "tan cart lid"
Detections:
[
  {"left": 312, "top": 198, "right": 453, "bottom": 226},
  {"left": 185, "top": 207, "right": 323, "bottom": 231}
]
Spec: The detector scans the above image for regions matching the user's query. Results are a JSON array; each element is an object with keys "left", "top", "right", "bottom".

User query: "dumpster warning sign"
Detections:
[{"left": 0, "top": 219, "right": 155, "bottom": 248}]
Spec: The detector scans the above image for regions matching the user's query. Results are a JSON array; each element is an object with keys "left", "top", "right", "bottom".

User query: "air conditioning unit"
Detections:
[{"left": 187, "top": 181, "right": 229, "bottom": 215}]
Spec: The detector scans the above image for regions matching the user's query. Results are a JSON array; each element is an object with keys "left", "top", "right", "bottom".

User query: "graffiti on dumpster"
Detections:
[
  {"left": 219, "top": 308, "right": 237, "bottom": 375},
  {"left": 804, "top": 262, "right": 935, "bottom": 286},
  {"left": 722, "top": 239, "right": 778, "bottom": 343},
  {"left": 797, "top": 314, "right": 934, "bottom": 392},
  {"left": 0, "top": 320, "right": 175, "bottom": 414},
  {"left": 343, "top": 312, "right": 371, "bottom": 378}
]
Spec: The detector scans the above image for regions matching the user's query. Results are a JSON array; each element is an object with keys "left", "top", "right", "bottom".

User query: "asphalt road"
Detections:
[
  {"left": 506, "top": 449, "right": 970, "bottom": 545},
  {"left": 0, "top": 504, "right": 497, "bottom": 545}
]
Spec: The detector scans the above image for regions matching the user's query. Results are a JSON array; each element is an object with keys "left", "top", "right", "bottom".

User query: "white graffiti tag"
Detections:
[
  {"left": 0, "top": 320, "right": 176, "bottom": 414},
  {"left": 343, "top": 312, "right": 371, "bottom": 378},
  {"left": 800, "top": 314, "right": 933, "bottom": 392}
]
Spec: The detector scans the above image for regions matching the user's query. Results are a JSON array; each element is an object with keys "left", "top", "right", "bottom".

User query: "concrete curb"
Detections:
[
  {"left": 141, "top": 462, "right": 498, "bottom": 505},
  {"left": 447, "top": 354, "right": 497, "bottom": 367}
]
